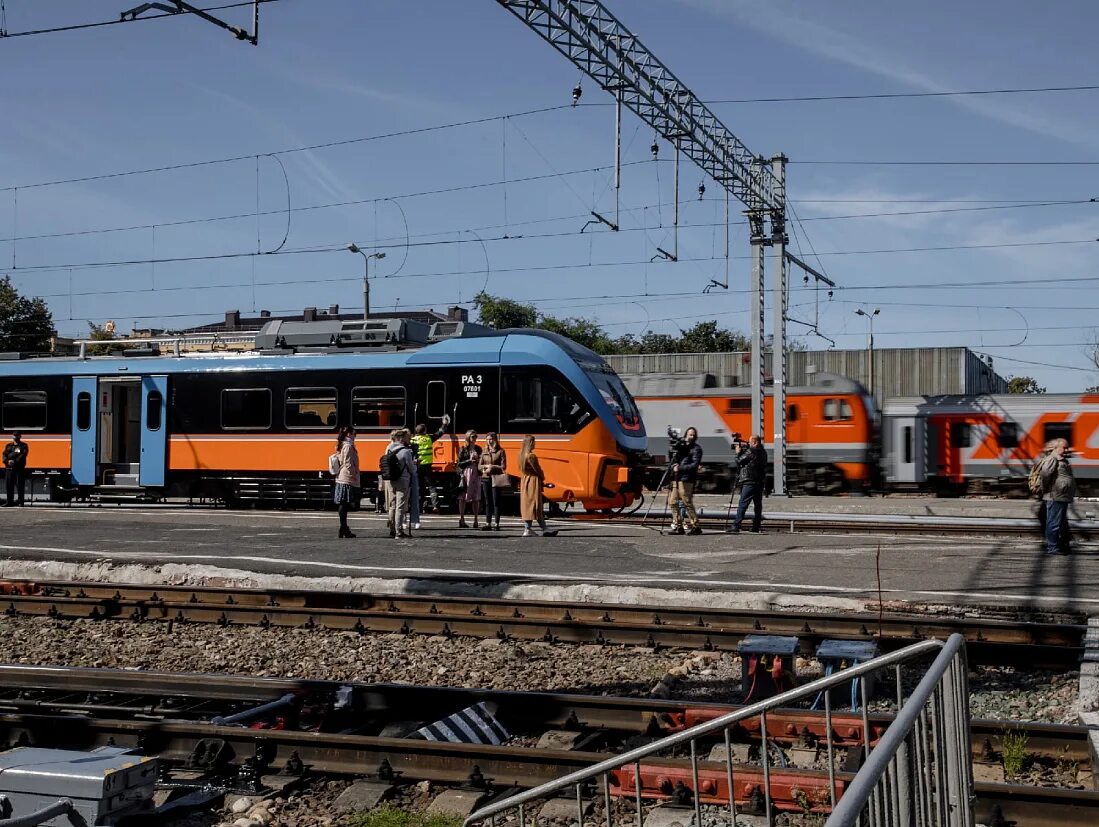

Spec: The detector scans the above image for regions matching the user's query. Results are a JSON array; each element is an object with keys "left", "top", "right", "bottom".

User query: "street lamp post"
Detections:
[
  {"left": 347, "top": 244, "right": 386, "bottom": 321},
  {"left": 855, "top": 307, "right": 881, "bottom": 397}
]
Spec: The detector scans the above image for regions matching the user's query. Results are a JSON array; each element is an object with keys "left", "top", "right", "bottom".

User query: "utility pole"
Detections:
[
  {"left": 770, "top": 154, "right": 788, "bottom": 495},
  {"left": 855, "top": 307, "right": 880, "bottom": 398},
  {"left": 348, "top": 244, "right": 386, "bottom": 321}
]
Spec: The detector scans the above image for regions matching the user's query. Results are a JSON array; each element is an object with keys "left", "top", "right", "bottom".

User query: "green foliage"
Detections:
[
  {"left": 678, "top": 320, "right": 750, "bottom": 353},
  {"left": 347, "top": 806, "right": 463, "bottom": 827},
  {"left": 472, "top": 292, "right": 537, "bottom": 329},
  {"left": 0, "top": 276, "right": 54, "bottom": 353},
  {"left": 1006, "top": 376, "right": 1045, "bottom": 394},
  {"left": 86, "top": 321, "right": 124, "bottom": 356},
  {"left": 472, "top": 292, "right": 751, "bottom": 355},
  {"left": 1000, "top": 729, "right": 1029, "bottom": 777}
]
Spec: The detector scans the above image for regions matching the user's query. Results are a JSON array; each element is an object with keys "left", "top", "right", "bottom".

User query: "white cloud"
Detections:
[{"left": 680, "top": 0, "right": 1099, "bottom": 150}]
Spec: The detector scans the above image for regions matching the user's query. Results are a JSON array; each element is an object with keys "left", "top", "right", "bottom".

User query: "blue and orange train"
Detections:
[{"left": 0, "top": 323, "right": 646, "bottom": 509}]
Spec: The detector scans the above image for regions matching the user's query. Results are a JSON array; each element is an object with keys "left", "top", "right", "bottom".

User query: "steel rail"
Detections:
[
  {"left": 0, "top": 580, "right": 1083, "bottom": 669},
  {"left": 0, "top": 665, "right": 1087, "bottom": 762},
  {"left": 0, "top": 709, "right": 1091, "bottom": 825},
  {"left": 0, "top": 665, "right": 1089, "bottom": 824}
]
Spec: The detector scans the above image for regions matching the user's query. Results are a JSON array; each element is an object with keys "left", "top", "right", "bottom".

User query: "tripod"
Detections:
[
  {"left": 723, "top": 443, "right": 744, "bottom": 533},
  {"left": 641, "top": 448, "right": 678, "bottom": 532}
]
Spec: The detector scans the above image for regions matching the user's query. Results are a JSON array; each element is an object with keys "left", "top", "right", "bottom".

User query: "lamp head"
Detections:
[
  {"left": 855, "top": 308, "right": 866, "bottom": 317},
  {"left": 375, "top": 252, "right": 387, "bottom": 261},
  {"left": 347, "top": 243, "right": 361, "bottom": 254},
  {"left": 873, "top": 308, "right": 881, "bottom": 316}
]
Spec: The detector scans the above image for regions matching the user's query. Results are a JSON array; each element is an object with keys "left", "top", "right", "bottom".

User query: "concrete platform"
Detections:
[{"left": 0, "top": 500, "right": 1095, "bottom": 614}]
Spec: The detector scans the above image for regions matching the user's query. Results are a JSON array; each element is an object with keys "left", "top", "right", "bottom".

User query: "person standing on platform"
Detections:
[
  {"left": 409, "top": 415, "right": 450, "bottom": 529},
  {"left": 384, "top": 428, "right": 417, "bottom": 538},
  {"left": 667, "top": 427, "right": 703, "bottom": 535},
  {"left": 518, "top": 434, "right": 558, "bottom": 537},
  {"left": 478, "top": 431, "right": 507, "bottom": 532},
  {"left": 729, "top": 434, "right": 767, "bottom": 534},
  {"left": 456, "top": 430, "right": 483, "bottom": 529},
  {"left": 332, "top": 426, "right": 359, "bottom": 538},
  {"left": 3, "top": 432, "right": 29, "bottom": 507},
  {"left": 1038, "top": 438, "right": 1075, "bottom": 555}
]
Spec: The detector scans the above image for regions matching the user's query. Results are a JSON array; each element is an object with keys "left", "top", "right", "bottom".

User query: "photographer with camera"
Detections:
[
  {"left": 666, "top": 426, "right": 703, "bottom": 536},
  {"left": 728, "top": 434, "right": 766, "bottom": 534}
]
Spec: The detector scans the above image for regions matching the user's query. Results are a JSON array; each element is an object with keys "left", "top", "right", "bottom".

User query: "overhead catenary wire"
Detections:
[
  {"left": 3, "top": 193, "right": 1090, "bottom": 247},
  {"left": 0, "top": 0, "right": 280, "bottom": 40},
  {"left": 705, "top": 83, "right": 1099, "bottom": 104}
]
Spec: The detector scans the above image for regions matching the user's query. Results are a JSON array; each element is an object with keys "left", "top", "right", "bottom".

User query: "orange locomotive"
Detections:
[{"left": 621, "top": 372, "right": 877, "bottom": 493}]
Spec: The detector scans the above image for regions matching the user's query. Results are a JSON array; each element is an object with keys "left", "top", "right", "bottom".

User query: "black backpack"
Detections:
[{"left": 379, "top": 448, "right": 403, "bottom": 481}]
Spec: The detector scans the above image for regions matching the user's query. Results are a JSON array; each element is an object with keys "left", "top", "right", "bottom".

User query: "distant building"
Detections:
[{"left": 605, "top": 347, "right": 1008, "bottom": 400}]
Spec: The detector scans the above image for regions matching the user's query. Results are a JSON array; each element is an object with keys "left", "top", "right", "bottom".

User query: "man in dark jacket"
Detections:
[
  {"left": 729, "top": 434, "right": 766, "bottom": 533},
  {"left": 667, "top": 427, "right": 703, "bottom": 536},
  {"left": 3, "top": 432, "right": 29, "bottom": 507}
]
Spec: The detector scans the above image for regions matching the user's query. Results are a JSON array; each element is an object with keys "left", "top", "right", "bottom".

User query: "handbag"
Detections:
[{"left": 491, "top": 472, "right": 511, "bottom": 490}]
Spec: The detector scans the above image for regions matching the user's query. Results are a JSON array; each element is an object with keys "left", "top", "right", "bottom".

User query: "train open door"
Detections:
[
  {"left": 70, "top": 377, "right": 97, "bottom": 486},
  {"left": 139, "top": 375, "right": 168, "bottom": 487}
]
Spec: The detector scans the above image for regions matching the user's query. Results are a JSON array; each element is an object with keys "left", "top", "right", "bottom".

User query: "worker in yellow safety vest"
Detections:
[{"left": 409, "top": 415, "right": 450, "bottom": 526}]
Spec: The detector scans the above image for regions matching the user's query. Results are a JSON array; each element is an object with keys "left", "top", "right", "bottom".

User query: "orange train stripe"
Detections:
[{"left": 0, "top": 435, "right": 71, "bottom": 470}]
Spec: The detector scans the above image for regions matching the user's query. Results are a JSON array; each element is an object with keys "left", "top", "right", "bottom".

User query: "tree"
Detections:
[
  {"left": 677, "top": 320, "right": 750, "bottom": 353},
  {"left": 87, "top": 321, "right": 124, "bottom": 355},
  {"left": 472, "top": 291, "right": 753, "bottom": 356},
  {"left": 1007, "top": 376, "right": 1046, "bottom": 394},
  {"left": 472, "top": 292, "right": 537, "bottom": 329},
  {"left": 0, "top": 276, "right": 54, "bottom": 353}
]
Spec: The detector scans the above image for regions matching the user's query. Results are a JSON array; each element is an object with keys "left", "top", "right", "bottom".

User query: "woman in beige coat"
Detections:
[{"left": 518, "top": 435, "right": 558, "bottom": 538}]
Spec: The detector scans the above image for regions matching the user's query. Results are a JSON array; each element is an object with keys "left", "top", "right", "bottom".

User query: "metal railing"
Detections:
[{"left": 464, "top": 634, "right": 972, "bottom": 827}]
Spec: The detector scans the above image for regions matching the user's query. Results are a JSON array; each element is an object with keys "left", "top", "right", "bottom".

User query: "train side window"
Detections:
[
  {"left": 823, "top": 398, "right": 851, "bottom": 422},
  {"left": 426, "top": 381, "right": 446, "bottom": 420},
  {"left": 788, "top": 404, "right": 799, "bottom": 422},
  {"left": 997, "top": 422, "right": 1019, "bottom": 448},
  {"left": 352, "top": 387, "right": 405, "bottom": 430},
  {"left": 1043, "top": 422, "right": 1072, "bottom": 445},
  {"left": 951, "top": 422, "right": 972, "bottom": 448},
  {"left": 285, "top": 387, "right": 337, "bottom": 430},
  {"left": 503, "top": 375, "right": 587, "bottom": 434},
  {"left": 76, "top": 392, "right": 92, "bottom": 432},
  {"left": 903, "top": 426, "right": 913, "bottom": 464},
  {"left": 221, "top": 388, "right": 271, "bottom": 430},
  {"left": 146, "top": 390, "right": 163, "bottom": 432},
  {"left": 2, "top": 390, "right": 46, "bottom": 431}
]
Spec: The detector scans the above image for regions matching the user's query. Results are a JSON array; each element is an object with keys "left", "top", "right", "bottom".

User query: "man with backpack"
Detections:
[
  {"left": 1036, "top": 438, "right": 1075, "bottom": 556},
  {"left": 381, "top": 428, "right": 417, "bottom": 539}
]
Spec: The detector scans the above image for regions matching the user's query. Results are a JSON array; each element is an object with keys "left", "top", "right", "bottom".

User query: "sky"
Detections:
[{"left": 0, "top": 0, "right": 1097, "bottom": 391}]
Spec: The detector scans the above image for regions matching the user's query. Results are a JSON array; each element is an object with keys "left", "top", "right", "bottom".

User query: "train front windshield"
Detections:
[{"left": 587, "top": 369, "right": 643, "bottom": 431}]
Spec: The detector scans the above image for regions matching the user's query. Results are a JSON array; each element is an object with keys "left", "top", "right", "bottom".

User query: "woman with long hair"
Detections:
[
  {"left": 478, "top": 432, "right": 506, "bottom": 531},
  {"left": 518, "top": 434, "right": 558, "bottom": 537},
  {"left": 333, "top": 425, "right": 360, "bottom": 539},
  {"left": 457, "top": 429, "right": 483, "bottom": 529}
]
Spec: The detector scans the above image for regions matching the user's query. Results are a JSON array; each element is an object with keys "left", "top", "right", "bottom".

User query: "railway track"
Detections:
[
  {"left": 0, "top": 665, "right": 1090, "bottom": 826},
  {"left": 0, "top": 579, "right": 1084, "bottom": 669}
]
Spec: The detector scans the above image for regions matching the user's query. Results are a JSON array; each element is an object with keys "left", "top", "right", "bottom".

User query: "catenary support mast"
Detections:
[{"left": 496, "top": 0, "right": 799, "bottom": 489}]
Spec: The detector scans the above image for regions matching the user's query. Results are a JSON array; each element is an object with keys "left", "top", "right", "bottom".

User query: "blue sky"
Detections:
[{"left": 1, "top": 0, "right": 1097, "bottom": 390}]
